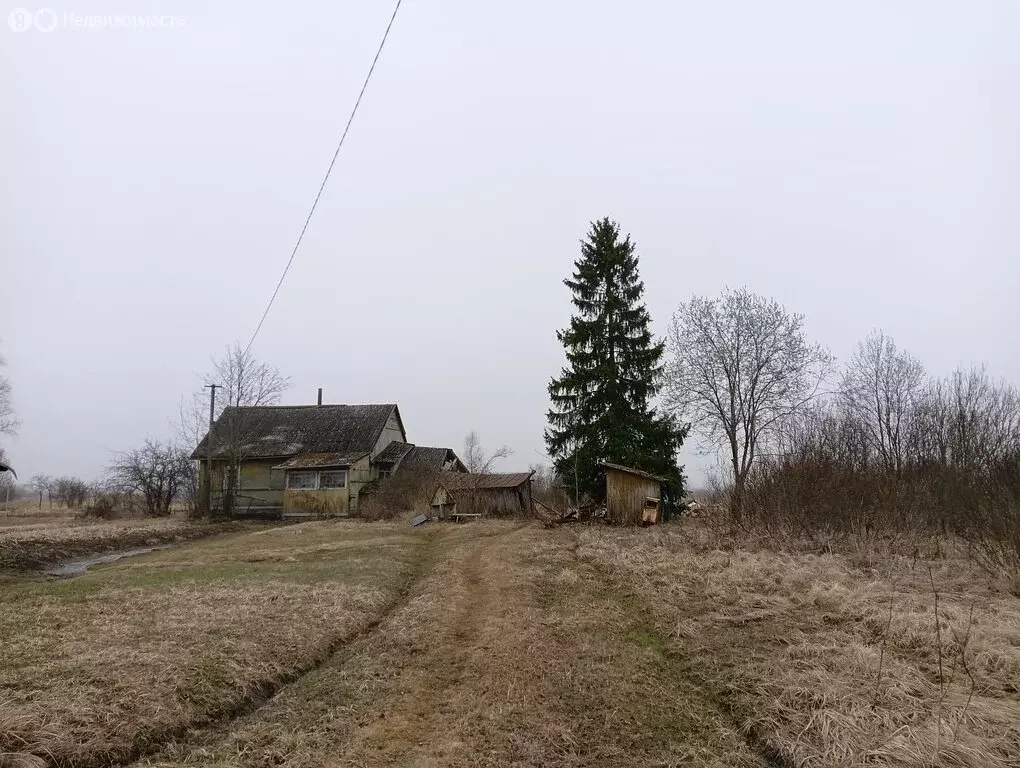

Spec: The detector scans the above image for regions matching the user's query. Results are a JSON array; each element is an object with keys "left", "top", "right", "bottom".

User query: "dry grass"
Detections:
[
  {"left": 0, "top": 500, "right": 80, "bottom": 529},
  {"left": 137, "top": 522, "right": 759, "bottom": 768},
  {"left": 8, "top": 517, "right": 1017, "bottom": 767},
  {"left": 0, "top": 521, "right": 429, "bottom": 766},
  {"left": 0, "top": 516, "right": 229, "bottom": 571},
  {"left": 578, "top": 521, "right": 1020, "bottom": 767}
]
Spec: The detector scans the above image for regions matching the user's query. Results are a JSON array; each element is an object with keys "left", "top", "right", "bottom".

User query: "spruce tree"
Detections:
[{"left": 545, "top": 218, "right": 687, "bottom": 508}]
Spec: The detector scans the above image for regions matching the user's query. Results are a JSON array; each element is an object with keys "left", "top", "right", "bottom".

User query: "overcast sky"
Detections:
[{"left": 2, "top": 0, "right": 1018, "bottom": 486}]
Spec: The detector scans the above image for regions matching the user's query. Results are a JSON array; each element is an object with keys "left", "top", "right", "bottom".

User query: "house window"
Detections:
[
  {"left": 319, "top": 470, "right": 347, "bottom": 489},
  {"left": 286, "top": 471, "right": 316, "bottom": 490},
  {"left": 378, "top": 467, "right": 392, "bottom": 480}
]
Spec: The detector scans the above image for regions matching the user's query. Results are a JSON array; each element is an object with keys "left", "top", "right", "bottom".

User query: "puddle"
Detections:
[{"left": 43, "top": 544, "right": 177, "bottom": 578}]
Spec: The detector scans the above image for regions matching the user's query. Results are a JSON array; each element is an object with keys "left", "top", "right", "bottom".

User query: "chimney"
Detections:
[{"left": 317, "top": 388, "right": 323, "bottom": 406}]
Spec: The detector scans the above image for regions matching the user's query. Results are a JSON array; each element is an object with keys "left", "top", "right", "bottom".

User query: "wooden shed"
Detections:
[
  {"left": 601, "top": 462, "right": 666, "bottom": 525},
  {"left": 430, "top": 472, "right": 534, "bottom": 519}
]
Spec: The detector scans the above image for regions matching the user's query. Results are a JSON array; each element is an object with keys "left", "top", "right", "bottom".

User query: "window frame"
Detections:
[
  {"left": 318, "top": 470, "right": 347, "bottom": 490},
  {"left": 286, "top": 471, "right": 317, "bottom": 490}
]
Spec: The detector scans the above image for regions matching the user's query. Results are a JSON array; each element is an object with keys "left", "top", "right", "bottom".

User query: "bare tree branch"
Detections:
[{"left": 665, "top": 288, "right": 832, "bottom": 518}]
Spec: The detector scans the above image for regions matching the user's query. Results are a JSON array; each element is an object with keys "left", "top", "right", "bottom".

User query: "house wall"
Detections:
[
  {"left": 605, "top": 470, "right": 661, "bottom": 525},
  {"left": 202, "top": 459, "right": 285, "bottom": 510},
  {"left": 371, "top": 409, "right": 406, "bottom": 457},
  {"left": 347, "top": 454, "right": 373, "bottom": 516}
]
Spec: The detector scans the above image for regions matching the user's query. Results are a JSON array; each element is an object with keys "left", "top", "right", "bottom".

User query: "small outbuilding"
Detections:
[
  {"left": 430, "top": 471, "right": 534, "bottom": 519},
  {"left": 601, "top": 462, "right": 666, "bottom": 525}
]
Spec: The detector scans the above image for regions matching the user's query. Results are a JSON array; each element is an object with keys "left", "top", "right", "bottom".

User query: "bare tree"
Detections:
[
  {"left": 839, "top": 331, "right": 926, "bottom": 474},
  {"left": 175, "top": 392, "right": 210, "bottom": 516},
  {"left": 29, "top": 474, "right": 51, "bottom": 509},
  {"left": 0, "top": 448, "right": 14, "bottom": 507},
  {"left": 109, "top": 439, "right": 191, "bottom": 517},
  {"left": 463, "top": 429, "right": 513, "bottom": 473},
  {"left": 202, "top": 343, "right": 290, "bottom": 516},
  {"left": 51, "top": 476, "right": 90, "bottom": 509},
  {"left": 665, "top": 288, "right": 832, "bottom": 518},
  {"left": 0, "top": 342, "right": 19, "bottom": 439}
]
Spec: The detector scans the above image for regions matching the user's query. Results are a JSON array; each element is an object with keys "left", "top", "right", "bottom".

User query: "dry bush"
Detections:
[{"left": 359, "top": 469, "right": 436, "bottom": 521}]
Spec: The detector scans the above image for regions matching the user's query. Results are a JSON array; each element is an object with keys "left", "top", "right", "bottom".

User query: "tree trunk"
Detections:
[{"left": 730, "top": 473, "right": 746, "bottom": 523}]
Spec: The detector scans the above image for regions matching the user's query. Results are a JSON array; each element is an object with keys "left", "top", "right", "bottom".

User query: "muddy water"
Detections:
[{"left": 43, "top": 544, "right": 177, "bottom": 578}]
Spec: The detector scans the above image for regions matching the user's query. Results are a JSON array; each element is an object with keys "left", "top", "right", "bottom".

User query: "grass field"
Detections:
[
  {"left": 579, "top": 524, "right": 1020, "bottom": 767},
  {"left": 1, "top": 518, "right": 1018, "bottom": 767}
]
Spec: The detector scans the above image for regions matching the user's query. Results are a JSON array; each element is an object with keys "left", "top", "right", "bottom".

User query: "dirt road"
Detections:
[{"left": 136, "top": 523, "right": 760, "bottom": 768}]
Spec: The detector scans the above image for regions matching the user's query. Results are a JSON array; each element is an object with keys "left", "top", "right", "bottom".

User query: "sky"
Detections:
[{"left": 2, "top": 0, "right": 1019, "bottom": 487}]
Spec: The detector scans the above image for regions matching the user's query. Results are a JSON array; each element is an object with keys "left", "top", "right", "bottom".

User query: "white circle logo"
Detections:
[
  {"left": 34, "top": 8, "right": 57, "bottom": 32},
  {"left": 7, "top": 8, "right": 34, "bottom": 31}
]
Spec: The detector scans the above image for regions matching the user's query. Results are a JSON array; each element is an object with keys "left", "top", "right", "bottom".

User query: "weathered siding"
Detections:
[
  {"left": 432, "top": 484, "right": 533, "bottom": 517},
  {"left": 431, "top": 485, "right": 455, "bottom": 519},
  {"left": 347, "top": 454, "right": 373, "bottom": 516},
  {"left": 202, "top": 459, "right": 285, "bottom": 510},
  {"left": 605, "top": 470, "right": 661, "bottom": 525},
  {"left": 372, "top": 409, "right": 406, "bottom": 457}
]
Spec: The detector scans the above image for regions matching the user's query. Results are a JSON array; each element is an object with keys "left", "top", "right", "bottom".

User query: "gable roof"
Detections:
[
  {"left": 190, "top": 404, "right": 399, "bottom": 460},
  {"left": 437, "top": 471, "right": 534, "bottom": 491},
  {"left": 600, "top": 462, "right": 666, "bottom": 483}
]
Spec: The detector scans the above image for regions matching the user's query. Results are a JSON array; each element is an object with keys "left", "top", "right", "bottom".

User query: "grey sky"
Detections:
[{"left": 2, "top": 0, "right": 1018, "bottom": 486}]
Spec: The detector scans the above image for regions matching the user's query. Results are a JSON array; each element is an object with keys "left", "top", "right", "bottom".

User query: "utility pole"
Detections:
[{"left": 203, "top": 383, "right": 220, "bottom": 516}]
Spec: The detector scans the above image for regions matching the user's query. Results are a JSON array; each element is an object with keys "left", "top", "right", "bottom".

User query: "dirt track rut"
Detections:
[{"left": 138, "top": 523, "right": 758, "bottom": 767}]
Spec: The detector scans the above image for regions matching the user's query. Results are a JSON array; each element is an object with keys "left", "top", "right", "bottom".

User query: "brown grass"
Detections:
[
  {"left": 0, "top": 521, "right": 429, "bottom": 766},
  {"left": 0, "top": 500, "right": 80, "bottom": 529},
  {"left": 578, "top": 521, "right": 1020, "bottom": 767},
  {"left": 6, "top": 518, "right": 1019, "bottom": 767},
  {"left": 137, "top": 522, "right": 760, "bottom": 768}
]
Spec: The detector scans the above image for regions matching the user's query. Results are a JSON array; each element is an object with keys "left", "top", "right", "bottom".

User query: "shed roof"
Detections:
[
  {"left": 438, "top": 471, "right": 534, "bottom": 491},
  {"left": 190, "top": 404, "right": 400, "bottom": 460},
  {"left": 373, "top": 440, "right": 415, "bottom": 464},
  {"left": 600, "top": 462, "right": 667, "bottom": 483},
  {"left": 273, "top": 452, "right": 368, "bottom": 470}
]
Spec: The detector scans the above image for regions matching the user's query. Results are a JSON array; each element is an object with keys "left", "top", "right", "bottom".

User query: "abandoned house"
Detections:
[
  {"left": 601, "top": 462, "right": 665, "bottom": 525},
  {"left": 430, "top": 471, "right": 534, "bottom": 519},
  {"left": 190, "top": 402, "right": 463, "bottom": 517}
]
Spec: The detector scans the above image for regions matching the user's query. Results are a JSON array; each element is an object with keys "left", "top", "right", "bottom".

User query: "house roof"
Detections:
[
  {"left": 373, "top": 440, "right": 415, "bottom": 464},
  {"left": 273, "top": 452, "right": 368, "bottom": 470},
  {"left": 437, "top": 471, "right": 534, "bottom": 491},
  {"left": 190, "top": 404, "right": 399, "bottom": 460},
  {"left": 398, "top": 446, "right": 467, "bottom": 474},
  {"left": 600, "top": 462, "right": 667, "bottom": 483}
]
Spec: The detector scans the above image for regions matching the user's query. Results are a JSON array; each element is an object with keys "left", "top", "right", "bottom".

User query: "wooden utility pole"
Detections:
[{"left": 203, "top": 383, "right": 220, "bottom": 516}]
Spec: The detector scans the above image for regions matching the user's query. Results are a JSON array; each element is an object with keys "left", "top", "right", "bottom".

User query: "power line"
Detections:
[{"left": 243, "top": 0, "right": 404, "bottom": 356}]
